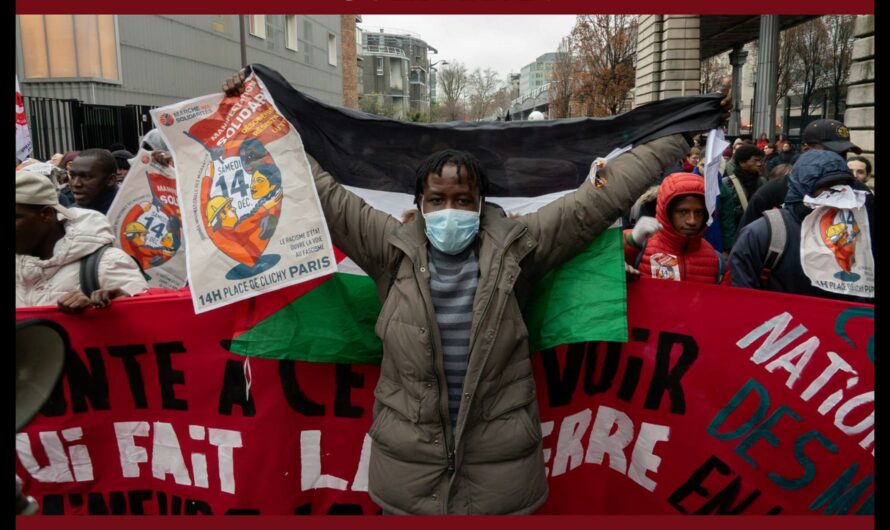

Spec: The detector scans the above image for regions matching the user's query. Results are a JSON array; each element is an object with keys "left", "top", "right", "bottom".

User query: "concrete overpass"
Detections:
[
  {"left": 508, "top": 82, "right": 550, "bottom": 120},
  {"left": 504, "top": 15, "right": 875, "bottom": 169},
  {"left": 633, "top": 14, "right": 874, "bottom": 167}
]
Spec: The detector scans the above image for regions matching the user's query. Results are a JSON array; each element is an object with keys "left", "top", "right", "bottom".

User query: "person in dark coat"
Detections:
[
  {"left": 774, "top": 142, "right": 795, "bottom": 166},
  {"left": 67, "top": 149, "right": 120, "bottom": 215},
  {"left": 718, "top": 144, "right": 765, "bottom": 251},
  {"left": 729, "top": 150, "right": 874, "bottom": 302},
  {"left": 737, "top": 169, "right": 791, "bottom": 231},
  {"left": 737, "top": 118, "right": 864, "bottom": 232},
  {"left": 764, "top": 143, "right": 781, "bottom": 173},
  {"left": 112, "top": 149, "right": 135, "bottom": 184}
]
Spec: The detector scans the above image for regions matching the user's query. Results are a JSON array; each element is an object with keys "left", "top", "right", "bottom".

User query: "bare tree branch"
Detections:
[
  {"left": 468, "top": 67, "right": 502, "bottom": 120},
  {"left": 548, "top": 36, "right": 575, "bottom": 118},
  {"left": 570, "top": 14, "right": 638, "bottom": 116},
  {"left": 438, "top": 61, "right": 469, "bottom": 121},
  {"left": 785, "top": 18, "right": 831, "bottom": 119},
  {"left": 700, "top": 54, "right": 730, "bottom": 94},
  {"left": 825, "top": 15, "right": 856, "bottom": 120}
]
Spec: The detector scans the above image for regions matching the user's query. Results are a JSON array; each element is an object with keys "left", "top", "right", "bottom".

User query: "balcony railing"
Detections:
[
  {"left": 511, "top": 82, "right": 551, "bottom": 107},
  {"left": 360, "top": 26, "right": 422, "bottom": 39},
  {"left": 361, "top": 46, "right": 408, "bottom": 58}
]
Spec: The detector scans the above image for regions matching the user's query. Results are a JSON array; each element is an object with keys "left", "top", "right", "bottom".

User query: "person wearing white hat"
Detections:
[{"left": 16, "top": 170, "right": 148, "bottom": 311}]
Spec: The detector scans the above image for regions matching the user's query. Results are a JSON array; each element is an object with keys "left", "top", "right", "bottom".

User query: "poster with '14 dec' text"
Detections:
[
  {"left": 106, "top": 149, "right": 187, "bottom": 290},
  {"left": 150, "top": 72, "right": 336, "bottom": 313}
]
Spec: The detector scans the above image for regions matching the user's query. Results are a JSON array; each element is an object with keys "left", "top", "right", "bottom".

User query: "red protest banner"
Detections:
[{"left": 15, "top": 280, "right": 873, "bottom": 515}]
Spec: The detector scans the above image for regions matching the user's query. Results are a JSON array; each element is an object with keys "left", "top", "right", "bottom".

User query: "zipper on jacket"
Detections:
[
  {"left": 468, "top": 227, "right": 528, "bottom": 352},
  {"left": 681, "top": 238, "right": 689, "bottom": 281},
  {"left": 431, "top": 356, "right": 452, "bottom": 462},
  {"left": 420, "top": 263, "right": 456, "bottom": 479},
  {"left": 454, "top": 226, "right": 528, "bottom": 469}
]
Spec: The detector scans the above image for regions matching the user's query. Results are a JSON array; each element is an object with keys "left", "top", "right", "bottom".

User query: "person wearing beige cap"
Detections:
[{"left": 16, "top": 170, "right": 149, "bottom": 311}]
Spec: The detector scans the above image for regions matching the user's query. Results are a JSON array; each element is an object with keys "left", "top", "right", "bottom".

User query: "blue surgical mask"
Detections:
[{"left": 422, "top": 203, "right": 481, "bottom": 255}]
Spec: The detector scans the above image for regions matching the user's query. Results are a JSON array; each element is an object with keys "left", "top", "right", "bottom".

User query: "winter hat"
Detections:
[
  {"left": 785, "top": 150, "right": 854, "bottom": 205},
  {"left": 16, "top": 170, "right": 75, "bottom": 219}
]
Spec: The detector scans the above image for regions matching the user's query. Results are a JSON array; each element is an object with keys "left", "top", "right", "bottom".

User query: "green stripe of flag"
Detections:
[
  {"left": 525, "top": 227, "right": 627, "bottom": 352},
  {"left": 230, "top": 272, "right": 383, "bottom": 364},
  {"left": 230, "top": 227, "right": 626, "bottom": 362}
]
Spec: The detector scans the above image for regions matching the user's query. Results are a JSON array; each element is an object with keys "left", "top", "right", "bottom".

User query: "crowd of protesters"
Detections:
[
  {"left": 623, "top": 118, "right": 874, "bottom": 304},
  {"left": 16, "top": 113, "right": 874, "bottom": 314},
  {"left": 13, "top": 71, "right": 875, "bottom": 518},
  {"left": 15, "top": 134, "right": 176, "bottom": 311}
]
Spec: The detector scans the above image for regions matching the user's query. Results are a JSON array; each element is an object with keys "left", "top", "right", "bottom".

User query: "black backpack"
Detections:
[
  {"left": 758, "top": 209, "right": 789, "bottom": 286},
  {"left": 79, "top": 245, "right": 111, "bottom": 296}
]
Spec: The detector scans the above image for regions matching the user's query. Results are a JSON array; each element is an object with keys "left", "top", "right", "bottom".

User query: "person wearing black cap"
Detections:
[
  {"left": 729, "top": 149, "right": 874, "bottom": 302},
  {"left": 739, "top": 118, "right": 867, "bottom": 231},
  {"left": 112, "top": 149, "right": 135, "bottom": 184},
  {"left": 801, "top": 118, "right": 863, "bottom": 156}
]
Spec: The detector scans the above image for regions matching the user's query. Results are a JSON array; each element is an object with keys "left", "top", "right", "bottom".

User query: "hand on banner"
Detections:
[
  {"left": 631, "top": 217, "right": 662, "bottom": 246},
  {"left": 223, "top": 69, "right": 248, "bottom": 98},
  {"left": 625, "top": 262, "right": 641, "bottom": 282},
  {"left": 57, "top": 291, "right": 92, "bottom": 313},
  {"left": 57, "top": 288, "right": 129, "bottom": 312},
  {"left": 89, "top": 288, "right": 128, "bottom": 308}
]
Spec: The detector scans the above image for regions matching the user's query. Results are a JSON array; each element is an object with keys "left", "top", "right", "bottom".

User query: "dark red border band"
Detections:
[
  {"left": 11, "top": 516, "right": 880, "bottom": 530},
  {"left": 14, "top": 0, "right": 876, "bottom": 15}
]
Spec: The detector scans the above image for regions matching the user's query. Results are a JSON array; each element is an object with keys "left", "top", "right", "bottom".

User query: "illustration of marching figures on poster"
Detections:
[
  {"left": 107, "top": 150, "right": 188, "bottom": 290},
  {"left": 150, "top": 72, "right": 336, "bottom": 313}
]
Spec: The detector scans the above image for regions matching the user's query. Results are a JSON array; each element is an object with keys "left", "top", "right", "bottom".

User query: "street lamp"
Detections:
[{"left": 428, "top": 60, "right": 448, "bottom": 122}]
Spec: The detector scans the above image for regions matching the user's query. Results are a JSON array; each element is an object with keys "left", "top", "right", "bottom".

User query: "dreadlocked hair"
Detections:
[{"left": 414, "top": 149, "right": 489, "bottom": 206}]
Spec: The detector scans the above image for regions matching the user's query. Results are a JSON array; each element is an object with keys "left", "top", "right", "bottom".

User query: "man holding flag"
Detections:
[{"left": 224, "top": 70, "right": 731, "bottom": 515}]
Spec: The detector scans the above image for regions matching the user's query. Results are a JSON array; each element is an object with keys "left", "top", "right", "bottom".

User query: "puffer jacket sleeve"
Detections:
[
  {"left": 98, "top": 247, "right": 150, "bottom": 295},
  {"left": 518, "top": 134, "right": 689, "bottom": 279},
  {"left": 727, "top": 218, "right": 770, "bottom": 289},
  {"left": 306, "top": 154, "right": 401, "bottom": 281}
]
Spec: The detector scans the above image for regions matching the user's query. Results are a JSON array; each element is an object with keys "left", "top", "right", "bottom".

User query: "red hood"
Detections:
[{"left": 655, "top": 172, "right": 709, "bottom": 247}]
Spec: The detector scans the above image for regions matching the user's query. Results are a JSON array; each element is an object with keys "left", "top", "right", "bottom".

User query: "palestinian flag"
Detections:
[{"left": 228, "top": 64, "right": 724, "bottom": 363}]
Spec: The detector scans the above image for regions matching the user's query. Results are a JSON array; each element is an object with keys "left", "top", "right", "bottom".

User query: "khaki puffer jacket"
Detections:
[{"left": 308, "top": 134, "right": 688, "bottom": 514}]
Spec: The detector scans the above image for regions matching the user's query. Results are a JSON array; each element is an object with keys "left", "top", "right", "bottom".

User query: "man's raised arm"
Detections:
[{"left": 223, "top": 70, "right": 400, "bottom": 282}]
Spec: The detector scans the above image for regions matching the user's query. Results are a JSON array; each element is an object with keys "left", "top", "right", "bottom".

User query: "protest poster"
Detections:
[
  {"left": 149, "top": 72, "right": 336, "bottom": 313},
  {"left": 106, "top": 150, "right": 187, "bottom": 290},
  {"left": 17, "top": 75, "right": 33, "bottom": 162},
  {"left": 16, "top": 280, "right": 873, "bottom": 515},
  {"left": 800, "top": 205, "right": 874, "bottom": 299}
]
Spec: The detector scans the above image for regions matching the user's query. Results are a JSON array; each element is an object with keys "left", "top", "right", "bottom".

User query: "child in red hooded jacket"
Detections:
[{"left": 624, "top": 172, "right": 730, "bottom": 284}]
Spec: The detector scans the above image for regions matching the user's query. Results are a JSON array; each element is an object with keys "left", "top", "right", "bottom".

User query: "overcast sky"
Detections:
[{"left": 359, "top": 15, "right": 578, "bottom": 79}]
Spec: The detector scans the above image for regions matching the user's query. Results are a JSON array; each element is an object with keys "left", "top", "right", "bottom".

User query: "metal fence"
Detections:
[{"left": 24, "top": 97, "right": 156, "bottom": 160}]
